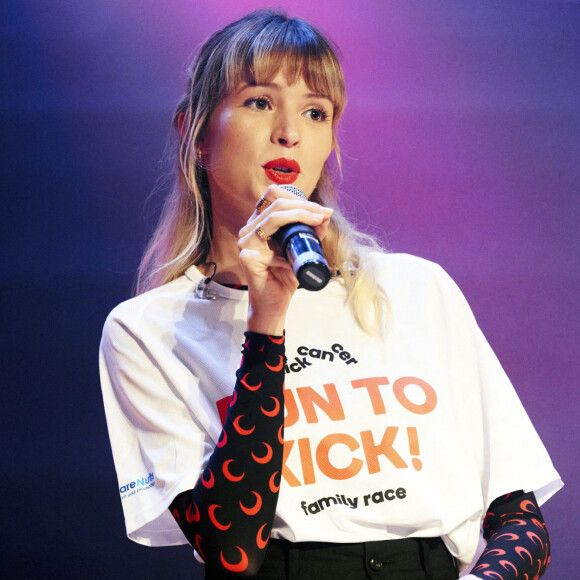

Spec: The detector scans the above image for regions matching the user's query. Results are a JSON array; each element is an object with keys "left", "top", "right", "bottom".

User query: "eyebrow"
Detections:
[{"left": 238, "top": 81, "right": 332, "bottom": 101}]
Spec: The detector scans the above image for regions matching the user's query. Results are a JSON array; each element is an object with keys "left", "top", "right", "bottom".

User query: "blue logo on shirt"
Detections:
[{"left": 119, "top": 472, "right": 155, "bottom": 498}]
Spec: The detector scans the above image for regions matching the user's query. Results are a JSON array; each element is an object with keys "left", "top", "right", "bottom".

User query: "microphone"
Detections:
[{"left": 273, "top": 185, "right": 331, "bottom": 291}]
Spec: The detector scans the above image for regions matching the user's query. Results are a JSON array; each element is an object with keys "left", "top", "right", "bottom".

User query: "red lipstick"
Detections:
[{"left": 263, "top": 158, "right": 300, "bottom": 185}]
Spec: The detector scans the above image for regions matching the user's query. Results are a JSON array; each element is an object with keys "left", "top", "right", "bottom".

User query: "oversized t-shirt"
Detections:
[{"left": 99, "top": 253, "right": 562, "bottom": 569}]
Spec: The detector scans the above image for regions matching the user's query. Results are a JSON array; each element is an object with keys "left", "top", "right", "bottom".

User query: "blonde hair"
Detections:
[{"left": 137, "top": 9, "right": 389, "bottom": 335}]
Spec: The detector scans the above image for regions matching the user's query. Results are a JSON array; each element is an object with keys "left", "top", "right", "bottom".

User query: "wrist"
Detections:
[{"left": 247, "top": 309, "right": 286, "bottom": 336}]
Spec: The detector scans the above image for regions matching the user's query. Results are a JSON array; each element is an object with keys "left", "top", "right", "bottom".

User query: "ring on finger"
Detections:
[
  {"left": 255, "top": 224, "right": 271, "bottom": 242},
  {"left": 256, "top": 195, "right": 272, "bottom": 214}
]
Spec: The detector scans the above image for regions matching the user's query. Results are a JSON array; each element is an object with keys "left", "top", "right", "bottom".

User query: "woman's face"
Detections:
[{"left": 201, "top": 70, "right": 335, "bottom": 227}]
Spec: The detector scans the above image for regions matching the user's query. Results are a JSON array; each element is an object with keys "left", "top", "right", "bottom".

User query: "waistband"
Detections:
[{"left": 206, "top": 537, "right": 459, "bottom": 579}]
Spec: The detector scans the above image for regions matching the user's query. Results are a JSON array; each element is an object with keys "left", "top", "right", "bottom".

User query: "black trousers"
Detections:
[{"left": 205, "top": 537, "right": 459, "bottom": 579}]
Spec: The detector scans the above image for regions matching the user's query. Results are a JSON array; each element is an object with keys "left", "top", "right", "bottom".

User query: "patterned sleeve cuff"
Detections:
[{"left": 241, "top": 331, "right": 285, "bottom": 364}]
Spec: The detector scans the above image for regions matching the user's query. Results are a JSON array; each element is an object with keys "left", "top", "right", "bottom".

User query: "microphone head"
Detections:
[{"left": 279, "top": 184, "right": 307, "bottom": 200}]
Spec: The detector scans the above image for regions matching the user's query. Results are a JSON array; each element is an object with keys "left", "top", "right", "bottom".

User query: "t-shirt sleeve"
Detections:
[
  {"left": 432, "top": 263, "right": 562, "bottom": 512},
  {"left": 99, "top": 305, "right": 216, "bottom": 546}
]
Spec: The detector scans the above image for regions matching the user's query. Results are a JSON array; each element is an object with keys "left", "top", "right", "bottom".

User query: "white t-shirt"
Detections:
[{"left": 99, "top": 253, "right": 562, "bottom": 569}]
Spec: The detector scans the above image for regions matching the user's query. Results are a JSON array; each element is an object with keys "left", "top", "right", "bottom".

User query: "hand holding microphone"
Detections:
[
  {"left": 272, "top": 185, "right": 331, "bottom": 291},
  {"left": 239, "top": 184, "right": 332, "bottom": 334}
]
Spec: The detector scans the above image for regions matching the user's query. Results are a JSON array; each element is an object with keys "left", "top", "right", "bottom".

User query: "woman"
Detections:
[{"left": 100, "top": 10, "right": 562, "bottom": 579}]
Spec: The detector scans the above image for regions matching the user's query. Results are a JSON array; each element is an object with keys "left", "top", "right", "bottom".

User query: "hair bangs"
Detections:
[{"left": 221, "top": 16, "right": 346, "bottom": 122}]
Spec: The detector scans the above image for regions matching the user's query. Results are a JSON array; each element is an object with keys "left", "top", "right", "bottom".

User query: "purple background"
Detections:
[{"left": 2, "top": 0, "right": 577, "bottom": 577}]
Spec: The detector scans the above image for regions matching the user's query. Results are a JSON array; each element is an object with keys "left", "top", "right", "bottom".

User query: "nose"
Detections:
[{"left": 271, "top": 109, "right": 300, "bottom": 148}]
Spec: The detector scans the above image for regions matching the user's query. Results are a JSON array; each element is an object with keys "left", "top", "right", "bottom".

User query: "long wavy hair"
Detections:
[{"left": 137, "top": 9, "right": 388, "bottom": 334}]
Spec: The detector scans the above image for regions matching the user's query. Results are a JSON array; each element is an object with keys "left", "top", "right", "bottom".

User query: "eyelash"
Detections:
[
  {"left": 244, "top": 96, "right": 272, "bottom": 111},
  {"left": 306, "top": 107, "right": 329, "bottom": 122},
  {"left": 243, "top": 96, "right": 330, "bottom": 122}
]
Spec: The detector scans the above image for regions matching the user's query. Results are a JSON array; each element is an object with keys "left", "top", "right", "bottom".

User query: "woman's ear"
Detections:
[{"left": 177, "top": 111, "right": 188, "bottom": 139}]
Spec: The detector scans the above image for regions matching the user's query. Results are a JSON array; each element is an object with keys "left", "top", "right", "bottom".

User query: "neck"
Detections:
[{"left": 203, "top": 223, "right": 247, "bottom": 285}]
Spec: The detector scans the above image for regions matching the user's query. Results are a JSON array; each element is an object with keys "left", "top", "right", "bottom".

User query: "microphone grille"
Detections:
[{"left": 279, "top": 184, "right": 306, "bottom": 200}]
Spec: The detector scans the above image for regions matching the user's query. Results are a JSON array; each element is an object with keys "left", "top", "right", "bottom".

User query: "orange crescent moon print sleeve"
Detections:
[
  {"left": 169, "top": 332, "right": 285, "bottom": 576},
  {"left": 471, "top": 490, "right": 550, "bottom": 579}
]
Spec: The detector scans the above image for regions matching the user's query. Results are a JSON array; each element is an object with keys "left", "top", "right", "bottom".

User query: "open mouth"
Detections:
[{"left": 263, "top": 158, "right": 300, "bottom": 184}]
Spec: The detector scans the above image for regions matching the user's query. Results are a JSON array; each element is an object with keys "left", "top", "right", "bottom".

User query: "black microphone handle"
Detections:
[{"left": 272, "top": 185, "right": 331, "bottom": 291}]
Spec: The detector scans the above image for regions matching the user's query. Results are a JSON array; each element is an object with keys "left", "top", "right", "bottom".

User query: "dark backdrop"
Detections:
[{"left": 2, "top": 1, "right": 578, "bottom": 578}]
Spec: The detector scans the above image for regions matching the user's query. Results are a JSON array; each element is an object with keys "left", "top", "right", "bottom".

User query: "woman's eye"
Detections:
[
  {"left": 306, "top": 107, "right": 329, "bottom": 122},
  {"left": 245, "top": 97, "right": 270, "bottom": 110}
]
